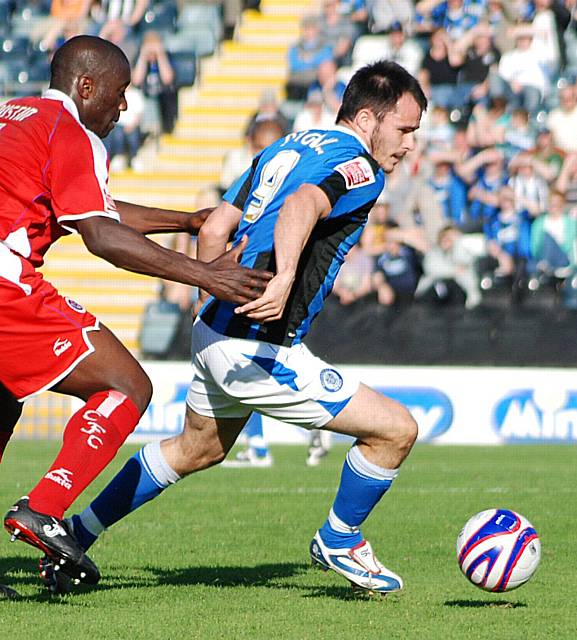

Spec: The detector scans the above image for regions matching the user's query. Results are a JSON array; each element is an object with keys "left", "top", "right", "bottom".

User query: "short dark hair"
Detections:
[
  {"left": 336, "top": 60, "right": 427, "bottom": 123},
  {"left": 50, "top": 35, "right": 129, "bottom": 92}
]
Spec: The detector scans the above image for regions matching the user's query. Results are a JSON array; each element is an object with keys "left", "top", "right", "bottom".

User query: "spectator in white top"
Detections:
[
  {"left": 380, "top": 22, "right": 423, "bottom": 77},
  {"left": 491, "top": 27, "right": 548, "bottom": 117},
  {"left": 292, "top": 90, "right": 336, "bottom": 132},
  {"left": 367, "top": 0, "right": 415, "bottom": 35},
  {"left": 546, "top": 85, "right": 577, "bottom": 154}
]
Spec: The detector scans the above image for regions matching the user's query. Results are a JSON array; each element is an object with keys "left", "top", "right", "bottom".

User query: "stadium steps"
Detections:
[{"left": 110, "top": 0, "right": 308, "bottom": 208}]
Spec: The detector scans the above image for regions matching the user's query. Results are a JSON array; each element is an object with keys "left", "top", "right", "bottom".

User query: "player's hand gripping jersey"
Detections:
[
  {"left": 200, "top": 126, "right": 385, "bottom": 346},
  {"left": 0, "top": 90, "right": 119, "bottom": 399}
]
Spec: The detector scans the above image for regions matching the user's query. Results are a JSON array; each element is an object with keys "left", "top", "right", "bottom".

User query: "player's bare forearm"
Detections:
[
  {"left": 235, "top": 184, "right": 330, "bottom": 321},
  {"left": 76, "top": 216, "right": 271, "bottom": 304},
  {"left": 115, "top": 200, "right": 212, "bottom": 235},
  {"left": 275, "top": 185, "right": 331, "bottom": 278},
  {"left": 197, "top": 201, "right": 243, "bottom": 263}
]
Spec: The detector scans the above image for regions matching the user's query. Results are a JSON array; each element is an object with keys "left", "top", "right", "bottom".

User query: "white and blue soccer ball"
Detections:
[{"left": 456, "top": 508, "right": 541, "bottom": 592}]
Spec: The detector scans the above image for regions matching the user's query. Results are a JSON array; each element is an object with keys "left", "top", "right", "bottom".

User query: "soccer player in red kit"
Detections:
[{"left": 0, "top": 35, "right": 271, "bottom": 595}]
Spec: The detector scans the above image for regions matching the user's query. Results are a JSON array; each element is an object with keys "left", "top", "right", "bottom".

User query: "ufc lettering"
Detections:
[{"left": 80, "top": 409, "right": 107, "bottom": 450}]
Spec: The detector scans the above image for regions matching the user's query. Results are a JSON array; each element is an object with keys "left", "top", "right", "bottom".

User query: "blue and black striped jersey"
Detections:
[{"left": 200, "top": 125, "right": 385, "bottom": 346}]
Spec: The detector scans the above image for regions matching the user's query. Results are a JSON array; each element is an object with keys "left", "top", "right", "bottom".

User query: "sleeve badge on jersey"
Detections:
[{"left": 334, "top": 157, "right": 376, "bottom": 190}]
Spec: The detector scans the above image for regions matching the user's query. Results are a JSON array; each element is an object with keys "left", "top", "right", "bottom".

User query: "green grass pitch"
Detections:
[{"left": 0, "top": 441, "right": 576, "bottom": 640}]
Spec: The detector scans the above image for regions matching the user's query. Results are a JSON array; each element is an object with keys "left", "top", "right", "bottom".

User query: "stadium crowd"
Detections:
[{"left": 3, "top": 0, "right": 577, "bottom": 356}]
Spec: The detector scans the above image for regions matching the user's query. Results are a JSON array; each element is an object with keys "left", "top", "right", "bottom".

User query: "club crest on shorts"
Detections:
[
  {"left": 65, "top": 297, "right": 86, "bottom": 313},
  {"left": 320, "top": 368, "right": 343, "bottom": 392}
]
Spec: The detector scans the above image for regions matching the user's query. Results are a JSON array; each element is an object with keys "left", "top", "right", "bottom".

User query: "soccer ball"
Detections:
[{"left": 456, "top": 508, "right": 541, "bottom": 592}]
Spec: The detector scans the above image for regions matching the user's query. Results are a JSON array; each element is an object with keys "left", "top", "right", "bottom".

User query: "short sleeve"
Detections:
[{"left": 48, "top": 115, "right": 119, "bottom": 227}]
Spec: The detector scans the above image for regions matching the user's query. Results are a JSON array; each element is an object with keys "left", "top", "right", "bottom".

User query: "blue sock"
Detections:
[
  {"left": 319, "top": 445, "right": 398, "bottom": 549},
  {"left": 72, "top": 441, "right": 180, "bottom": 551},
  {"left": 245, "top": 413, "right": 269, "bottom": 458}
]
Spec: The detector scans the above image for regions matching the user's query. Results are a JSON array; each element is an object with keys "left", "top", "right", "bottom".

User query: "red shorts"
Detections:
[{"left": 0, "top": 276, "right": 99, "bottom": 401}]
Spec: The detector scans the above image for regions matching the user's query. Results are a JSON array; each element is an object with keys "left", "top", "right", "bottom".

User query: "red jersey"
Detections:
[{"left": 0, "top": 89, "right": 120, "bottom": 295}]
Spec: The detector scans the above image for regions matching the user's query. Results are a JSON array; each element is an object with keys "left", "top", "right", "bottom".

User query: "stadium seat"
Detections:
[
  {"left": 165, "top": 27, "right": 217, "bottom": 58},
  {"left": 169, "top": 51, "right": 197, "bottom": 89},
  {"left": 177, "top": 4, "right": 223, "bottom": 42}
]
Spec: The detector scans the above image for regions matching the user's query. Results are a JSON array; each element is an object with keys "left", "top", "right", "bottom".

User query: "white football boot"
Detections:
[{"left": 309, "top": 530, "right": 403, "bottom": 594}]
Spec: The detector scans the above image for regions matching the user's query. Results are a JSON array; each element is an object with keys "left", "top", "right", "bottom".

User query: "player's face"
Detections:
[
  {"left": 369, "top": 93, "right": 422, "bottom": 174},
  {"left": 84, "top": 64, "right": 131, "bottom": 138}
]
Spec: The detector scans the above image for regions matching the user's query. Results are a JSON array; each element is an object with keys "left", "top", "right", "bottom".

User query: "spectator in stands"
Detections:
[
  {"left": 132, "top": 30, "right": 178, "bottom": 134},
  {"left": 367, "top": 0, "right": 415, "bottom": 35},
  {"left": 286, "top": 16, "right": 333, "bottom": 100},
  {"left": 415, "top": 224, "right": 483, "bottom": 309},
  {"left": 466, "top": 96, "right": 510, "bottom": 150},
  {"left": 529, "top": 0, "right": 570, "bottom": 78},
  {"left": 458, "top": 147, "right": 509, "bottom": 233},
  {"left": 492, "top": 27, "right": 548, "bottom": 117},
  {"left": 292, "top": 90, "right": 336, "bottom": 131},
  {"left": 245, "top": 89, "right": 291, "bottom": 138},
  {"left": 418, "top": 104, "right": 455, "bottom": 154},
  {"left": 507, "top": 151, "right": 549, "bottom": 219},
  {"left": 372, "top": 220, "right": 422, "bottom": 307},
  {"left": 31, "top": 0, "right": 91, "bottom": 52},
  {"left": 499, "top": 107, "right": 536, "bottom": 161},
  {"left": 530, "top": 127, "right": 565, "bottom": 183},
  {"left": 331, "top": 244, "right": 375, "bottom": 306},
  {"left": 414, "top": 0, "right": 481, "bottom": 40},
  {"left": 555, "top": 152, "right": 577, "bottom": 209},
  {"left": 486, "top": 0, "right": 518, "bottom": 54},
  {"left": 546, "top": 84, "right": 577, "bottom": 154},
  {"left": 482, "top": 184, "right": 533, "bottom": 282},
  {"left": 318, "top": 0, "right": 358, "bottom": 66},
  {"left": 92, "top": 0, "right": 149, "bottom": 61},
  {"left": 337, "top": 0, "right": 369, "bottom": 39},
  {"left": 364, "top": 199, "right": 428, "bottom": 257},
  {"left": 306, "top": 58, "right": 347, "bottom": 115},
  {"left": 427, "top": 158, "right": 471, "bottom": 228},
  {"left": 379, "top": 21, "right": 423, "bottom": 77},
  {"left": 418, "top": 28, "right": 463, "bottom": 110},
  {"left": 386, "top": 149, "right": 446, "bottom": 249},
  {"left": 219, "top": 119, "right": 285, "bottom": 193},
  {"left": 529, "top": 189, "right": 577, "bottom": 283},
  {"left": 451, "top": 22, "right": 501, "bottom": 113},
  {"left": 104, "top": 84, "right": 145, "bottom": 172}
]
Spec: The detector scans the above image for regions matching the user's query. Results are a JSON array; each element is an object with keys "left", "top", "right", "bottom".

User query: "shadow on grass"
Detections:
[
  {"left": 0, "top": 556, "right": 393, "bottom": 603},
  {"left": 445, "top": 599, "right": 527, "bottom": 609}
]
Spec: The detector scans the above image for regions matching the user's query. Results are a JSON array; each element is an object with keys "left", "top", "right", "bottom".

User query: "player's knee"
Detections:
[
  {"left": 397, "top": 406, "right": 418, "bottom": 453},
  {"left": 381, "top": 404, "right": 417, "bottom": 456},
  {"left": 115, "top": 371, "right": 152, "bottom": 415}
]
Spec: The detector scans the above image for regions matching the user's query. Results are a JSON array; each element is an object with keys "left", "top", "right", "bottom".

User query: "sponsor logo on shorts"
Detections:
[
  {"left": 65, "top": 297, "right": 86, "bottom": 313},
  {"left": 45, "top": 467, "right": 73, "bottom": 490},
  {"left": 320, "top": 368, "right": 343, "bottom": 392},
  {"left": 53, "top": 337, "right": 72, "bottom": 357}
]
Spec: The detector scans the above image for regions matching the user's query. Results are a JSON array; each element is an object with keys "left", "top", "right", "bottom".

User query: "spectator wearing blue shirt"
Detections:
[{"left": 286, "top": 16, "right": 334, "bottom": 100}]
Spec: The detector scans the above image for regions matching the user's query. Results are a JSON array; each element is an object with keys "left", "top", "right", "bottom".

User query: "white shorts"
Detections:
[{"left": 186, "top": 319, "right": 359, "bottom": 428}]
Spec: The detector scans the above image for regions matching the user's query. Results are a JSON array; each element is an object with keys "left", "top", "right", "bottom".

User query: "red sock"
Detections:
[{"left": 28, "top": 390, "right": 140, "bottom": 519}]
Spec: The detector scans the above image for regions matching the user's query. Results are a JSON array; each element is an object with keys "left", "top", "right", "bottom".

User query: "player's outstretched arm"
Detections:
[
  {"left": 114, "top": 200, "right": 213, "bottom": 236},
  {"left": 75, "top": 215, "right": 272, "bottom": 304},
  {"left": 235, "top": 184, "right": 331, "bottom": 322}
]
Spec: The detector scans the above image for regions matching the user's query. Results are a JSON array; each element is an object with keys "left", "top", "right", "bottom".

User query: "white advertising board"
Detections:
[{"left": 129, "top": 363, "right": 577, "bottom": 445}]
